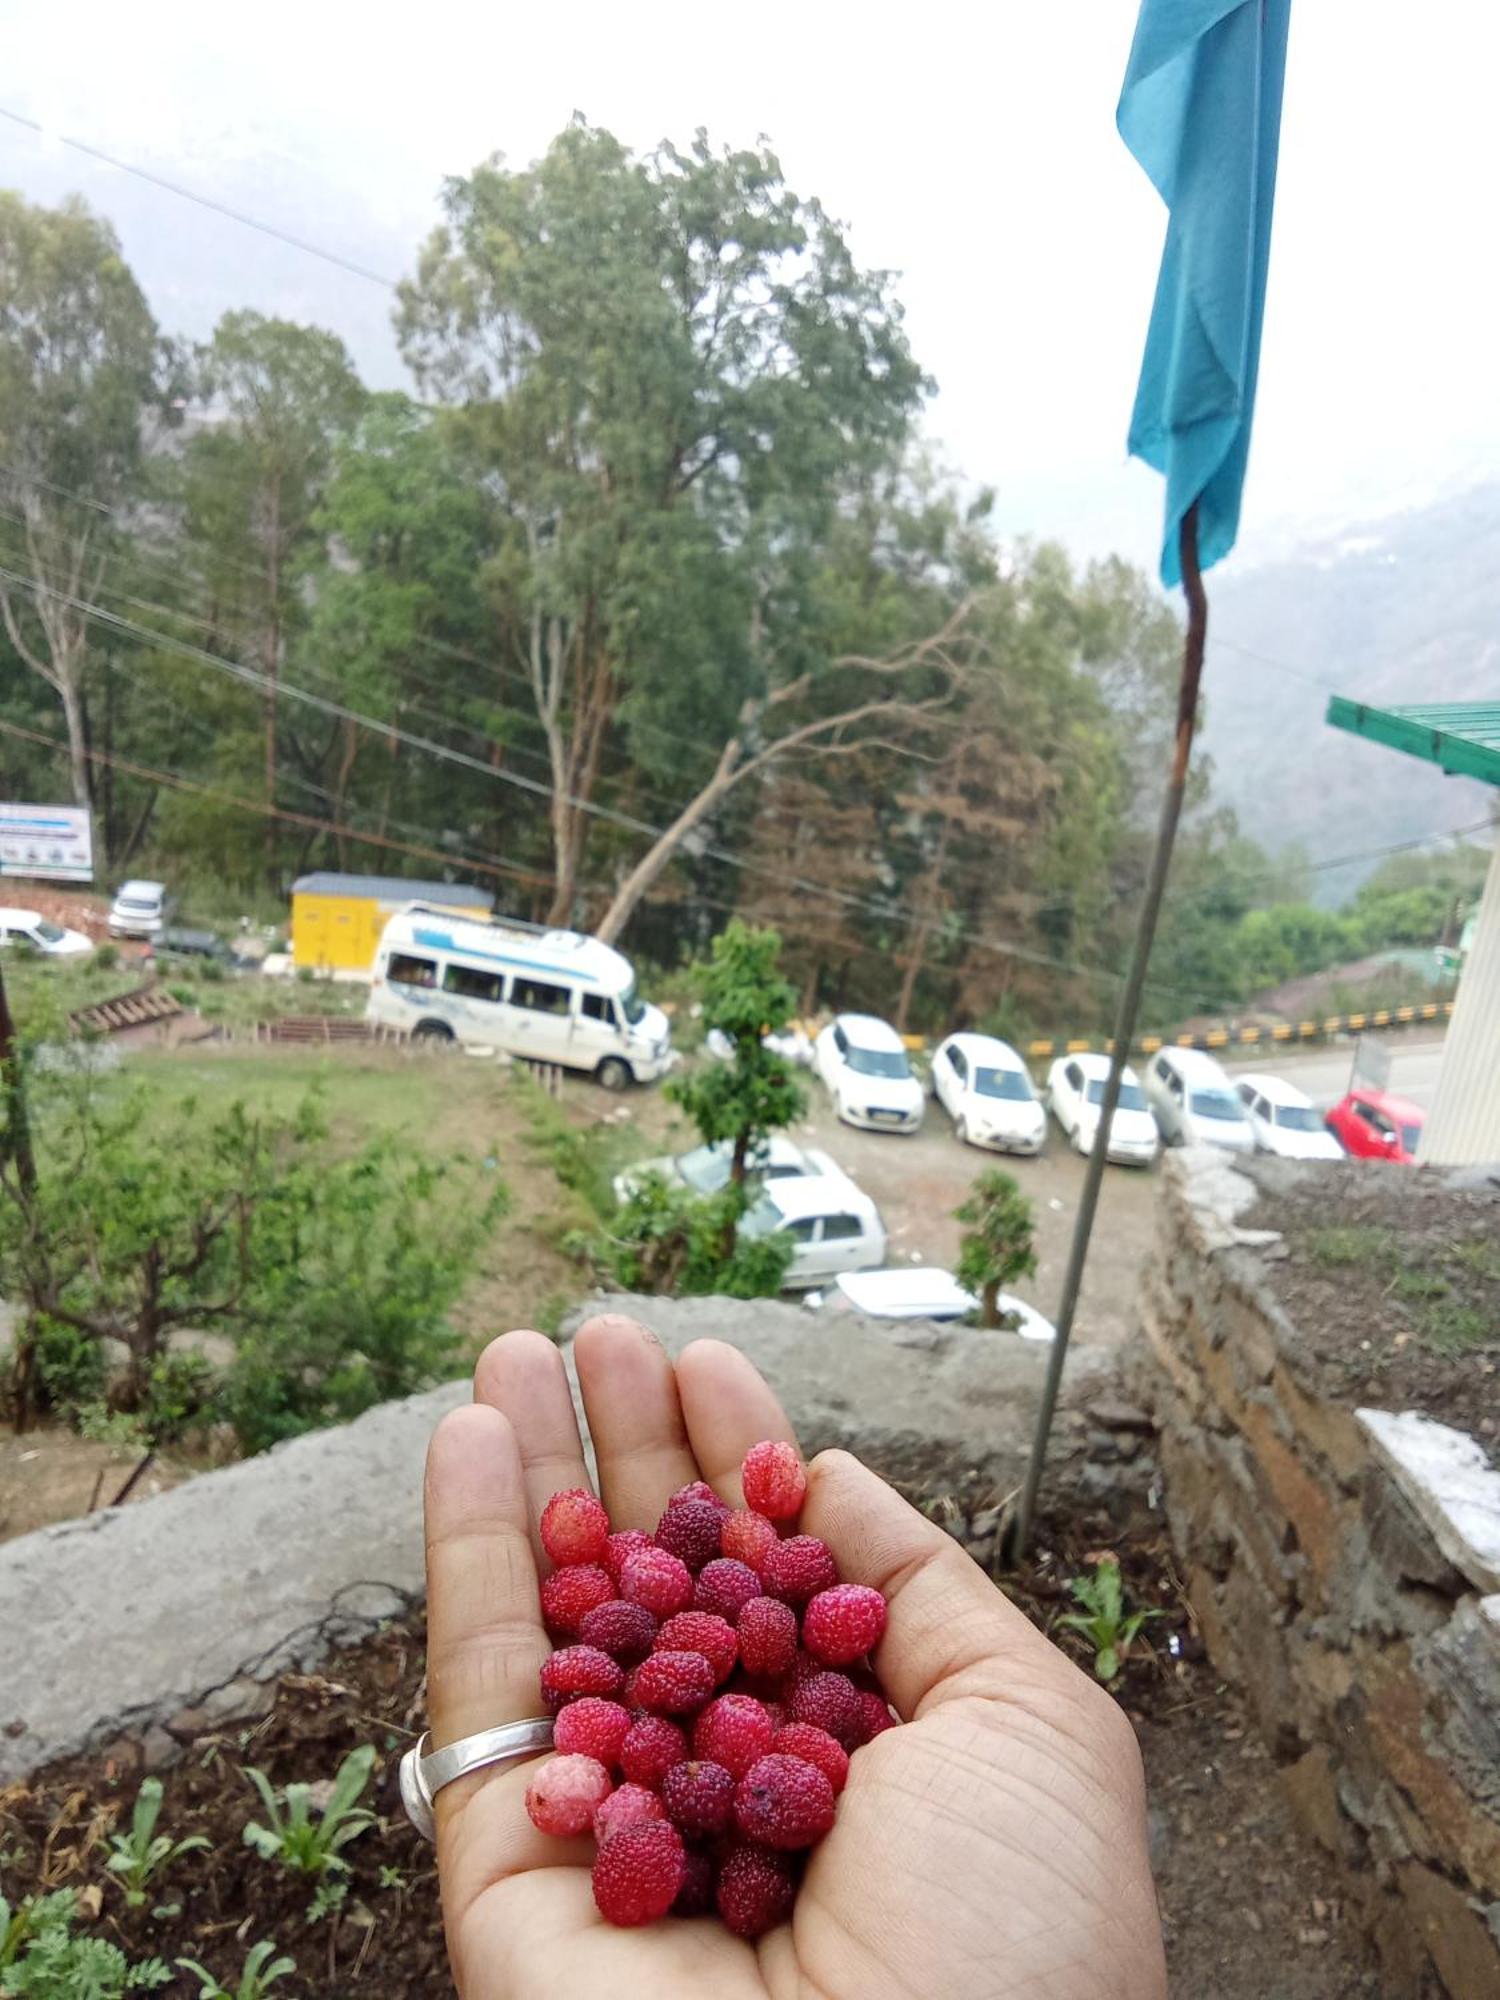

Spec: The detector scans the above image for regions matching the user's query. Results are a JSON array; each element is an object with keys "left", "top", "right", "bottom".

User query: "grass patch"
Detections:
[
  {"left": 1450, "top": 1238, "right": 1500, "bottom": 1285},
  {"left": 1419, "top": 1302, "right": 1492, "bottom": 1355},
  {"left": 1388, "top": 1268, "right": 1451, "bottom": 1303},
  {"left": 1302, "top": 1224, "right": 1396, "bottom": 1270}
]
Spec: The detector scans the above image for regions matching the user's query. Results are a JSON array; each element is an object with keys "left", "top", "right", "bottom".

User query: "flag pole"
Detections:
[{"left": 1007, "top": 501, "right": 1207, "bottom": 1563}]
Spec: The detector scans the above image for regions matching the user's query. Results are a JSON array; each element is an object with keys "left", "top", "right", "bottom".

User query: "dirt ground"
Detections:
[{"left": 0, "top": 1427, "right": 185, "bottom": 1542}]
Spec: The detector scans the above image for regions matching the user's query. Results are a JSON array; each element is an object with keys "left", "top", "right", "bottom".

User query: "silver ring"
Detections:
[{"left": 399, "top": 1716, "right": 555, "bottom": 1842}]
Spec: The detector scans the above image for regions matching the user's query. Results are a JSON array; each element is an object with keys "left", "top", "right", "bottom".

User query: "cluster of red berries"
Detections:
[{"left": 525, "top": 1440, "right": 896, "bottom": 1934}]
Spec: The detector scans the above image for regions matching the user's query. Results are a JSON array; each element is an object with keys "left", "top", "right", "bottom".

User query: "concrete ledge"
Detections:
[{"left": 1358, "top": 1408, "right": 1500, "bottom": 1595}]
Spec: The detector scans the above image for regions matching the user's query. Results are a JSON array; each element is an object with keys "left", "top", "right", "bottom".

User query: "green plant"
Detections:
[
  {"left": 589, "top": 1175, "right": 794, "bottom": 1300},
  {"left": 241, "top": 1743, "right": 376, "bottom": 1910},
  {"left": 30, "top": 1319, "right": 106, "bottom": 1418},
  {"left": 175, "top": 1940, "right": 296, "bottom": 2000},
  {"left": 1302, "top": 1224, "right": 1392, "bottom": 1269},
  {"left": 1419, "top": 1302, "right": 1490, "bottom": 1356},
  {"left": 954, "top": 1169, "right": 1038, "bottom": 1328},
  {"left": 1055, "top": 1557, "right": 1164, "bottom": 1682},
  {"left": 104, "top": 1777, "right": 209, "bottom": 1906},
  {"left": 296, "top": 965, "right": 315, "bottom": 984},
  {"left": 141, "top": 1349, "right": 217, "bottom": 1444},
  {"left": 94, "top": 944, "right": 120, "bottom": 971},
  {"left": 0, "top": 1889, "right": 170, "bottom": 1996}
]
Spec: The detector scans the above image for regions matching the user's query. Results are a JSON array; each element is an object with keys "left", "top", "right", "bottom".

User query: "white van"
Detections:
[{"left": 365, "top": 905, "right": 672, "bottom": 1088}]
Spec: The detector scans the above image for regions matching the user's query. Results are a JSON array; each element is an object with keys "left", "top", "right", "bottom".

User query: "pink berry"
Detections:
[
  {"left": 540, "top": 1563, "right": 615, "bottom": 1636},
  {"left": 654, "top": 1498, "right": 725, "bottom": 1572},
  {"left": 734, "top": 1752, "right": 836, "bottom": 1850},
  {"left": 693, "top": 1694, "right": 776, "bottom": 1779},
  {"left": 661, "top": 1758, "right": 735, "bottom": 1835},
  {"left": 540, "top": 1488, "right": 610, "bottom": 1567},
  {"left": 720, "top": 1508, "right": 779, "bottom": 1570},
  {"left": 620, "top": 1547, "right": 694, "bottom": 1618},
  {"left": 632, "top": 1649, "right": 716, "bottom": 1714},
  {"left": 605, "top": 1529, "right": 653, "bottom": 1584},
  {"left": 716, "top": 1843, "right": 797, "bottom": 1938},
  {"left": 668, "top": 1479, "right": 730, "bottom": 1515},
  {"left": 773, "top": 1723, "right": 849, "bottom": 1795},
  {"left": 694, "top": 1558, "right": 763, "bottom": 1623},
  {"left": 741, "top": 1441, "right": 806, "bottom": 1521},
  {"left": 802, "top": 1584, "right": 888, "bottom": 1666},
  {"left": 553, "top": 1697, "right": 632, "bottom": 1767},
  {"left": 525, "top": 1754, "right": 613, "bottom": 1836},
  {"left": 654, "top": 1611, "right": 738, "bottom": 1684},
  {"left": 540, "top": 1645, "right": 625, "bottom": 1713},
  {"left": 591, "top": 1820, "right": 685, "bottom": 1926},
  {"left": 762, "top": 1700, "right": 787, "bottom": 1731},
  {"left": 788, "top": 1670, "right": 860, "bottom": 1746},
  {"left": 620, "top": 1715, "right": 688, "bottom": 1789},
  {"left": 578, "top": 1598, "right": 658, "bottom": 1664},
  {"left": 593, "top": 1781, "right": 666, "bottom": 1844},
  {"left": 850, "top": 1690, "right": 899, "bottom": 1746},
  {"left": 673, "top": 1846, "right": 716, "bottom": 1916},
  {"left": 736, "top": 1596, "right": 798, "bottom": 1679},
  {"left": 759, "top": 1535, "right": 837, "bottom": 1606}
]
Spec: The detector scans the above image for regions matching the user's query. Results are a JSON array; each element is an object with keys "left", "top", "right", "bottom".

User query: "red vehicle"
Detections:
[{"left": 1324, "top": 1087, "right": 1425, "bottom": 1164}]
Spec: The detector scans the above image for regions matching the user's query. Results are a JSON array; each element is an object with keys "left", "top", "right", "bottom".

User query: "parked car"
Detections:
[
  {"left": 738, "top": 1173, "right": 886, "bottom": 1289},
  {"left": 1045, "top": 1052, "right": 1160, "bottom": 1165},
  {"left": 0, "top": 907, "right": 92, "bottom": 958},
  {"left": 930, "top": 1032, "right": 1046, "bottom": 1154},
  {"left": 813, "top": 1013, "right": 925, "bottom": 1133},
  {"left": 1235, "top": 1073, "right": 1344, "bottom": 1160},
  {"left": 805, "top": 1266, "right": 1055, "bottom": 1340},
  {"left": 154, "top": 925, "right": 235, "bottom": 967},
  {"left": 612, "top": 1134, "right": 837, "bottom": 1206},
  {"left": 107, "top": 879, "right": 174, "bottom": 939},
  {"left": 1142, "top": 1047, "right": 1255, "bottom": 1153},
  {"left": 1325, "top": 1087, "right": 1425, "bottom": 1164}
]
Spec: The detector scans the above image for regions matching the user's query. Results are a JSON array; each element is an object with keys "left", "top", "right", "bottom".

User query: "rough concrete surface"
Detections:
[{"left": 1358, "top": 1406, "right": 1500, "bottom": 1594}]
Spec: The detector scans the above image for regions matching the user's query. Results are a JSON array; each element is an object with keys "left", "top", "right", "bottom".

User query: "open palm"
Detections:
[{"left": 423, "top": 1313, "right": 1166, "bottom": 1999}]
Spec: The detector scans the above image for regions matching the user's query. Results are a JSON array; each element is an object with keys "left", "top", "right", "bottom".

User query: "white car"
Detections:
[
  {"left": 612, "top": 1134, "right": 837, "bottom": 1206},
  {"left": 805, "top": 1266, "right": 1055, "bottom": 1340},
  {"left": 1143, "top": 1047, "right": 1256, "bottom": 1154},
  {"left": 1046, "top": 1053, "right": 1160, "bottom": 1165},
  {"left": 0, "top": 907, "right": 92, "bottom": 958},
  {"left": 931, "top": 1032, "right": 1046, "bottom": 1154},
  {"left": 108, "top": 880, "right": 172, "bottom": 938},
  {"left": 739, "top": 1173, "right": 886, "bottom": 1290},
  {"left": 813, "top": 1014, "right": 925, "bottom": 1133},
  {"left": 1235, "top": 1073, "right": 1344, "bottom": 1161}
]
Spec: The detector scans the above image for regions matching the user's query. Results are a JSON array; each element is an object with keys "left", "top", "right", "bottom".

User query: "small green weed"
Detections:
[
  {"left": 104, "top": 1778, "right": 209, "bottom": 1907},
  {"left": 1419, "top": 1302, "right": 1491, "bottom": 1356},
  {"left": 1388, "top": 1268, "right": 1450, "bottom": 1303},
  {"left": 1056, "top": 1557, "right": 1165, "bottom": 1683},
  {"left": 0, "top": 1888, "right": 171, "bottom": 1995},
  {"left": 241, "top": 1744, "right": 376, "bottom": 1917},
  {"left": 176, "top": 1940, "right": 296, "bottom": 2000},
  {"left": 1450, "top": 1238, "right": 1500, "bottom": 1284},
  {"left": 1302, "top": 1225, "right": 1394, "bottom": 1270}
]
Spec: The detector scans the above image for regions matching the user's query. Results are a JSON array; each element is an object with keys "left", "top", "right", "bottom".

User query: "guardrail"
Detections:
[{"left": 1019, "top": 997, "right": 1454, "bottom": 1062}]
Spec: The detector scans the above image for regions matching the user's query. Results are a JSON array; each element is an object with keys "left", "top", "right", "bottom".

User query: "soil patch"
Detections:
[{"left": 0, "top": 1427, "right": 185, "bottom": 1543}]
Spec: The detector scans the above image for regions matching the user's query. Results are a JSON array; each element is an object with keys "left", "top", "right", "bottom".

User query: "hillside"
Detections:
[{"left": 1198, "top": 483, "right": 1499, "bottom": 899}]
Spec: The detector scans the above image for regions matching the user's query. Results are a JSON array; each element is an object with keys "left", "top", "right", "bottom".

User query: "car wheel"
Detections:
[
  {"left": 412, "top": 1019, "right": 454, "bottom": 1043},
  {"left": 596, "top": 1056, "right": 632, "bottom": 1093}
]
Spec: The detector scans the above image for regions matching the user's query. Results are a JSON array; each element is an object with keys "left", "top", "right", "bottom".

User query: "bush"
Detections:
[
  {"left": 955, "top": 1169, "right": 1037, "bottom": 1328},
  {"left": 589, "top": 1175, "right": 794, "bottom": 1300},
  {"left": 94, "top": 943, "right": 120, "bottom": 971},
  {"left": 30, "top": 1319, "right": 107, "bottom": 1418},
  {"left": 143, "top": 1349, "right": 218, "bottom": 1444}
]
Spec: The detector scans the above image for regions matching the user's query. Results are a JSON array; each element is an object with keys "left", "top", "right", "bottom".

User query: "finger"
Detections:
[
  {"left": 474, "top": 1329, "right": 590, "bottom": 1567},
  {"left": 573, "top": 1312, "right": 698, "bottom": 1528},
  {"left": 800, "top": 1448, "right": 1086, "bottom": 1721},
  {"left": 674, "top": 1339, "right": 799, "bottom": 1504}
]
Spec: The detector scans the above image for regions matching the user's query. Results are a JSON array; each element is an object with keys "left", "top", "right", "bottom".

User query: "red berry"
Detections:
[
  {"left": 788, "top": 1670, "right": 860, "bottom": 1746},
  {"left": 540, "top": 1488, "right": 610, "bottom": 1567},
  {"left": 661, "top": 1758, "right": 735, "bottom": 1835},
  {"left": 620, "top": 1546, "right": 694, "bottom": 1618},
  {"left": 632, "top": 1649, "right": 716, "bottom": 1715},
  {"left": 553, "top": 1696, "right": 632, "bottom": 1767},
  {"left": 593, "top": 1781, "right": 666, "bottom": 1844},
  {"left": 693, "top": 1694, "right": 776, "bottom": 1779},
  {"left": 802, "top": 1584, "right": 888, "bottom": 1666},
  {"left": 591, "top": 1820, "right": 685, "bottom": 1926},
  {"left": 654, "top": 1498, "right": 725, "bottom": 1572},
  {"left": 605, "top": 1528, "right": 653, "bottom": 1584},
  {"left": 716, "top": 1843, "right": 797, "bottom": 1938},
  {"left": 578, "top": 1598, "right": 658, "bottom": 1664},
  {"left": 773, "top": 1722, "right": 849, "bottom": 1794},
  {"left": 620, "top": 1715, "right": 688, "bottom": 1789},
  {"left": 540, "top": 1645, "right": 625, "bottom": 1713},
  {"left": 655, "top": 1611, "right": 738, "bottom": 1683},
  {"left": 737, "top": 1596, "right": 798, "bottom": 1679},
  {"left": 741, "top": 1441, "right": 806, "bottom": 1520},
  {"left": 668, "top": 1479, "right": 730, "bottom": 1515},
  {"left": 850, "top": 1690, "right": 899, "bottom": 1746},
  {"left": 673, "top": 1846, "right": 716, "bottom": 1916},
  {"left": 734, "top": 1752, "right": 836, "bottom": 1850},
  {"left": 524, "top": 1754, "right": 612, "bottom": 1836},
  {"left": 759, "top": 1535, "right": 837, "bottom": 1606},
  {"left": 694, "top": 1558, "right": 763, "bottom": 1623},
  {"left": 540, "top": 1562, "right": 615, "bottom": 1636},
  {"left": 720, "top": 1508, "right": 779, "bottom": 1570},
  {"left": 762, "top": 1700, "right": 787, "bottom": 1731}
]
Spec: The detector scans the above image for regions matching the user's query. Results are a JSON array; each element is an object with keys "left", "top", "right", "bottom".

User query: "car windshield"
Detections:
[
  {"left": 620, "top": 981, "right": 646, "bottom": 1026},
  {"left": 1274, "top": 1104, "right": 1323, "bottom": 1132},
  {"left": 740, "top": 1195, "right": 785, "bottom": 1240},
  {"left": 35, "top": 919, "right": 65, "bottom": 944},
  {"left": 119, "top": 894, "right": 159, "bottom": 910},
  {"left": 845, "top": 1043, "right": 910, "bottom": 1080},
  {"left": 1191, "top": 1089, "right": 1245, "bottom": 1121},
  {"left": 1401, "top": 1124, "right": 1422, "bottom": 1153},
  {"left": 675, "top": 1144, "right": 732, "bottom": 1195},
  {"left": 1085, "top": 1078, "right": 1147, "bottom": 1111},
  {"left": 974, "top": 1066, "right": 1033, "bottom": 1101}
]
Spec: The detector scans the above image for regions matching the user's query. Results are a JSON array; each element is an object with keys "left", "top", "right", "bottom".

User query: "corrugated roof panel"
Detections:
[
  {"left": 291, "top": 873, "right": 496, "bottom": 906},
  {"left": 1325, "top": 697, "right": 1500, "bottom": 787}
]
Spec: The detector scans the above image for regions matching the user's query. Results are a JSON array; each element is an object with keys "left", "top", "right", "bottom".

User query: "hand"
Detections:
[{"left": 423, "top": 1313, "right": 1167, "bottom": 1999}]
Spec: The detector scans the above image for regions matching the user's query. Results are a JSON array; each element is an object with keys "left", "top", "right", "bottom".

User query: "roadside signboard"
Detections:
[
  {"left": 0, "top": 803, "right": 94, "bottom": 882},
  {"left": 1351, "top": 1034, "right": 1392, "bottom": 1093}
]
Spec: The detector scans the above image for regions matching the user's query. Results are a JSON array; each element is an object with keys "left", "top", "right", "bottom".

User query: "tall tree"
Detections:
[{"left": 0, "top": 193, "right": 161, "bottom": 808}]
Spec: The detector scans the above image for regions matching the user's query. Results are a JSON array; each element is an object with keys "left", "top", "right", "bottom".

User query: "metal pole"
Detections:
[{"left": 1008, "top": 504, "right": 1208, "bottom": 1562}]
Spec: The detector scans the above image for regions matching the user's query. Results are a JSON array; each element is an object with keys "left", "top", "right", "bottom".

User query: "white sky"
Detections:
[{"left": 2, "top": 0, "right": 1498, "bottom": 574}]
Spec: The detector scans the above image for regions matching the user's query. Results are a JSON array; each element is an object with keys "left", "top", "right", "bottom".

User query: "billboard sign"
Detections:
[{"left": 0, "top": 803, "right": 94, "bottom": 883}]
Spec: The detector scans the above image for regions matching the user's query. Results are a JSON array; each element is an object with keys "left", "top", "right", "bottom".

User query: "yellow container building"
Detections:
[{"left": 290, "top": 873, "right": 495, "bottom": 974}]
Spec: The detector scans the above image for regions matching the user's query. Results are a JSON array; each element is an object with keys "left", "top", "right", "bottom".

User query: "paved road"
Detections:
[{"left": 1224, "top": 1038, "right": 1446, "bottom": 1112}]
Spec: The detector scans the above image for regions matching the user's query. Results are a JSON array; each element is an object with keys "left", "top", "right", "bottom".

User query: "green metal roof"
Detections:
[{"left": 1326, "top": 698, "right": 1500, "bottom": 787}]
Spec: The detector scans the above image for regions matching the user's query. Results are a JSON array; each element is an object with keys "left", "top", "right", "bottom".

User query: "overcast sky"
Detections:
[{"left": 3, "top": 1, "right": 1497, "bottom": 577}]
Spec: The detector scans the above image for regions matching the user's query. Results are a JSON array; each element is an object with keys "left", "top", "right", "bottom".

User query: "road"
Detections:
[{"left": 1224, "top": 1038, "right": 1445, "bottom": 1111}]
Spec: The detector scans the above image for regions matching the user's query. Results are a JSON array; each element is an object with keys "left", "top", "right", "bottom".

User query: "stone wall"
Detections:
[{"left": 1139, "top": 1150, "right": 1500, "bottom": 1998}]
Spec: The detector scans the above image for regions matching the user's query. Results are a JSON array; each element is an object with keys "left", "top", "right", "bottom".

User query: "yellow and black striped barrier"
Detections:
[{"left": 1020, "top": 998, "right": 1453, "bottom": 1063}]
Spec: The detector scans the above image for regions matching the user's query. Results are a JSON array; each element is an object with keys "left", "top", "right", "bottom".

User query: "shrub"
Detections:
[
  {"left": 31, "top": 1320, "right": 107, "bottom": 1419},
  {"left": 591, "top": 1175, "right": 794, "bottom": 1300},
  {"left": 94, "top": 944, "right": 120, "bottom": 971},
  {"left": 955, "top": 1169, "right": 1038, "bottom": 1329}
]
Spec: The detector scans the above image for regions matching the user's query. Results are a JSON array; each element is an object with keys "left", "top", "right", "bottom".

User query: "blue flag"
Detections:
[{"left": 1119, "top": 0, "right": 1292, "bottom": 586}]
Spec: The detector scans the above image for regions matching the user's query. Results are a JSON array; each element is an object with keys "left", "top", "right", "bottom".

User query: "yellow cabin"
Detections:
[{"left": 290, "top": 873, "right": 495, "bottom": 974}]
